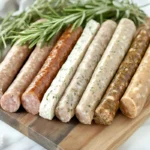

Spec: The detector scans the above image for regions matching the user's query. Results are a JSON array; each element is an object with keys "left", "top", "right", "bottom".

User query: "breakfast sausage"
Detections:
[
  {"left": 0, "top": 43, "right": 31, "bottom": 99},
  {"left": 39, "top": 20, "right": 100, "bottom": 120},
  {"left": 0, "top": 34, "right": 60, "bottom": 113},
  {"left": 76, "top": 18, "right": 136, "bottom": 124},
  {"left": 94, "top": 29, "right": 150, "bottom": 125},
  {"left": 120, "top": 46, "right": 150, "bottom": 118},
  {"left": 55, "top": 20, "right": 117, "bottom": 122},
  {"left": 21, "top": 27, "right": 82, "bottom": 115}
]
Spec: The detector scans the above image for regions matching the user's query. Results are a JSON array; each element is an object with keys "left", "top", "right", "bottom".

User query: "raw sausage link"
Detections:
[
  {"left": 39, "top": 20, "right": 100, "bottom": 120},
  {"left": 0, "top": 43, "right": 31, "bottom": 100},
  {"left": 55, "top": 20, "right": 117, "bottom": 122},
  {"left": 76, "top": 18, "right": 136, "bottom": 124},
  {"left": 21, "top": 27, "right": 82, "bottom": 115},
  {"left": 0, "top": 34, "right": 60, "bottom": 113},
  {"left": 94, "top": 29, "right": 150, "bottom": 125},
  {"left": 120, "top": 46, "right": 150, "bottom": 118}
]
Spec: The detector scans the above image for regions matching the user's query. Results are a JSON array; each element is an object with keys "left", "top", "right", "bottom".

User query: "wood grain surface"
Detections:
[{"left": 0, "top": 99, "right": 150, "bottom": 150}]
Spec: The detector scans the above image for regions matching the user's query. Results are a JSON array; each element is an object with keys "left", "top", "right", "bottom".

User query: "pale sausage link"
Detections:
[
  {"left": 76, "top": 18, "right": 136, "bottom": 124},
  {"left": 94, "top": 29, "right": 150, "bottom": 125},
  {"left": 21, "top": 27, "right": 82, "bottom": 115},
  {"left": 55, "top": 20, "right": 117, "bottom": 123},
  {"left": 120, "top": 46, "right": 150, "bottom": 118}
]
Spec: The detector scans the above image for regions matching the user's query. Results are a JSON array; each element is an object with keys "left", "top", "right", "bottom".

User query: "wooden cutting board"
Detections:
[{"left": 0, "top": 99, "right": 150, "bottom": 150}]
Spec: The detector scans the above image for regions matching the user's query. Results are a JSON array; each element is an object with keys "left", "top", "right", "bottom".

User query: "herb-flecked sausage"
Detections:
[
  {"left": 94, "top": 29, "right": 150, "bottom": 125},
  {"left": 21, "top": 27, "right": 82, "bottom": 115}
]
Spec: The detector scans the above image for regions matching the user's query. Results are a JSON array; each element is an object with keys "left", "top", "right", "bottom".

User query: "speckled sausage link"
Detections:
[
  {"left": 94, "top": 29, "right": 150, "bottom": 125},
  {"left": 21, "top": 27, "right": 82, "bottom": 115},
  {"left": 0, "top": 34, "right": 60, "bottom": 113},
  {"left": 76, "top": 18, "right": 136, "bottom": 124},
  {"left": 120, "top": 46, "right": 150, "bottom": 118},
  {"left": 0, "top": 43, "right": 31, "bottom": 100},
  {"left": 39, "top": 20, "right": 100, "bottom": 120},
  {"left": 55, "top": 20, "right": 117, "bottom": 123}
]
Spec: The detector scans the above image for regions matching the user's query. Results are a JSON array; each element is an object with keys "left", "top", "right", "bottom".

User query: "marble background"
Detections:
[{"left": 0, "top": 0, "right": 150, "bottom": 150}]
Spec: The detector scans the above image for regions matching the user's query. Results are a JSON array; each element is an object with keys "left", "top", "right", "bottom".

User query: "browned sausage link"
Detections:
[
  {"left": 0, "top": 43, "right": 31, "bottom": 98},
  {"left": 21, "top": 27, "right": 83, "bottom": 115},
  {"left": 94, "top": 29, "right": 150, "bottom": 125},
  {"left": 0, "top": 34, "right": 60, "bottom": 113}
]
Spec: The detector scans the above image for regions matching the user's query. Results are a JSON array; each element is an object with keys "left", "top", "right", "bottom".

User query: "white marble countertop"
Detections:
[{"left": 0, "top": 0, "right": 150, "bottom": 150}]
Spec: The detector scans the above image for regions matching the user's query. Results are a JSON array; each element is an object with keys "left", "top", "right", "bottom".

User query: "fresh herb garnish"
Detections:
[
  {"left": 0, "top": 0, "right": 75, "bottom": 50},
  {"left": 13, "top": 0, "right": 147, "bottom": 48}
]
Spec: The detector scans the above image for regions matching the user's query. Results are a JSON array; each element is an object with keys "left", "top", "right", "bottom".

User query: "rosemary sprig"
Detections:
[
  {"left": 0, "top": 0, "right": 75, "bottom": 50},
  {"left": 13, "top": 0, "right": 147, "bottom": 48}
]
